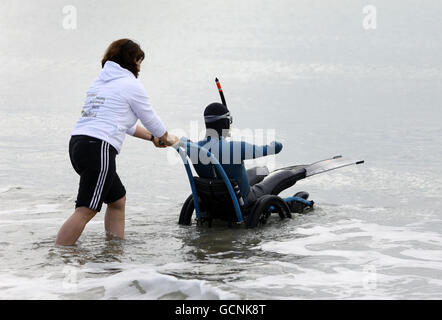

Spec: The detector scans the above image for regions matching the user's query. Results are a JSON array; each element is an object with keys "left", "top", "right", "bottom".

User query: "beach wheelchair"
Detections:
[{"left": 175, "top": 139, "right": 314, "bottom": 228}]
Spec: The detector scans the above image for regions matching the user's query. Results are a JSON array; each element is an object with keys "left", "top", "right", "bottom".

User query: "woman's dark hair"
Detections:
[{"left": 101, "top": 39, "right": 145, "bottom": 78}]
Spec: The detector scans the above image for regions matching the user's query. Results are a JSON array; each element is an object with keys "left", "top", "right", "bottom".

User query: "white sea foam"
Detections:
[
  {"left": 0, "top": 263, "right": 237, "bottom": 300},
  {"left": 260, "top": 220, "right": 442, "bottom": 261},
  {"left": 250, "top": 219, "right": 442, "bottom": 298},
  {"left": 230, "top": 265, "right": 438, "bottom": 299}
]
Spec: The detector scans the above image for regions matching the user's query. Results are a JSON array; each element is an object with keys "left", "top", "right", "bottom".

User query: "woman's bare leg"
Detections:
[
  {"left": 104, "top": 196, "right": 126, "bottom": 239},
  {"left": 55, "top": 207, "right": 98, "bottom": 246}
]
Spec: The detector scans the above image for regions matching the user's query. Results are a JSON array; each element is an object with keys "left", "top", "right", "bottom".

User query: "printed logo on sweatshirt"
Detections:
[
  {"left": 81, "top": 95, "right": 106, "bottom": 118},
  {"left": 81, "top": 109, "right": 97, "bottom": 118}
]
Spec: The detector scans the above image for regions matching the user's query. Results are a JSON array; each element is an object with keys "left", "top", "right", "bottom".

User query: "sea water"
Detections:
[{"left": 0, "top": 0, "right": 441, "bottom": 299}]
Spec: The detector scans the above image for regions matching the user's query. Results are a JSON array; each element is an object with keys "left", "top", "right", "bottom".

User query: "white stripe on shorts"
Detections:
[{"left": 89, "top": 141, "right": 109, "bottom": 210}]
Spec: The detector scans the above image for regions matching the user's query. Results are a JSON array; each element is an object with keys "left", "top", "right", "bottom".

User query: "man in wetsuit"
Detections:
[{"left": 186, "top": 102, "right": 304, "bottom": 207}]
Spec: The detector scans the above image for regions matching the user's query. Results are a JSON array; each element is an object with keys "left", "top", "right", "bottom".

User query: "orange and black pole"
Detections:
[{"left": 215, "top": 77, "right": 227, "bottom": 107}]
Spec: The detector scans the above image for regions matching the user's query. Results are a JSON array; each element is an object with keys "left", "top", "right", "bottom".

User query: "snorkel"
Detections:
[{"left": 215, "top": 77, "right": 227, "bottom": 107}]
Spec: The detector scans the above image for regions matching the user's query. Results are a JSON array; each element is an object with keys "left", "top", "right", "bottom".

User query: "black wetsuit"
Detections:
[{"left": 187, "top": 136, "right": 304, "bottom": 205}]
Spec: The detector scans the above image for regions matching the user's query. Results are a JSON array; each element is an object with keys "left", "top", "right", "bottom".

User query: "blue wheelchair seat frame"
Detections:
[
  {"left": 176, "top": 139, "right": 245, "bottom": 223},
  {"left": 175, "top": 138, "right": 314, "bottom": 226}
]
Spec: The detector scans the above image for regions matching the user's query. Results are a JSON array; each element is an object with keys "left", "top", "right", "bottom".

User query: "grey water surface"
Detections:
[{"left": 0, "top": 0, "right": 441, "bottom": 299}]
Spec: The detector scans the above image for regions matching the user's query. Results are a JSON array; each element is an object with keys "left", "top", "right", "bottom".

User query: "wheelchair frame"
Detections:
[{"left": 176, "top": 139, "right": 314, "bottom": 225}]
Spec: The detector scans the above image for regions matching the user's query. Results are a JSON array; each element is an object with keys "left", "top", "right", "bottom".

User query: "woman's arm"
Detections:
[
  {"left": 131, "top": 125, "right": 164, "bottom": 148},
  {"left": 158, "top": 131, "right": 179, "bottom": 147},
  {"left": 127, "top": 82, "right": 167, "bottom": 139},
  {"left": 125, "top": 82, "right": 179, "bottom": 147},
  {"left": 132, "top": 125, "right": 178, "bottom": 147},
  {"left": 132, "top": 125, "right": 153, "bottom": 141}
]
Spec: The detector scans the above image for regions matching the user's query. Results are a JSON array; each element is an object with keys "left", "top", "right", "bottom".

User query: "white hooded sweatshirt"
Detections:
[{"left": 71, "top": 61, "right": 166, "bottom": 153}]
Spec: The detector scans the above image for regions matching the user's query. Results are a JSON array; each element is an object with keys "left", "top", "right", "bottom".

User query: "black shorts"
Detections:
[{"left": 69, "top": 135, "right": 126, "bottom": 212}]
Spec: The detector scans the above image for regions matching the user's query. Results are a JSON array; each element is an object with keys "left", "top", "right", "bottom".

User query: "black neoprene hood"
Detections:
[{"left": 204, "top": 102, "right": 230, "bottom": 137}]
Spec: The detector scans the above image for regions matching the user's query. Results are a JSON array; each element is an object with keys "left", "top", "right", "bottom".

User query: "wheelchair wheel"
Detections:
[
  {"left": 178, "top": 194, "right": 195, "bottom": 225},
  {"left": 246, "top": 195, "right": 291, "bottom": 228}
]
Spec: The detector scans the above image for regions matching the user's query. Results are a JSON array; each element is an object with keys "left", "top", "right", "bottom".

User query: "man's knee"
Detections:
[{"left": 247, "top": 166, "right": 269, "bottom": 186}]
